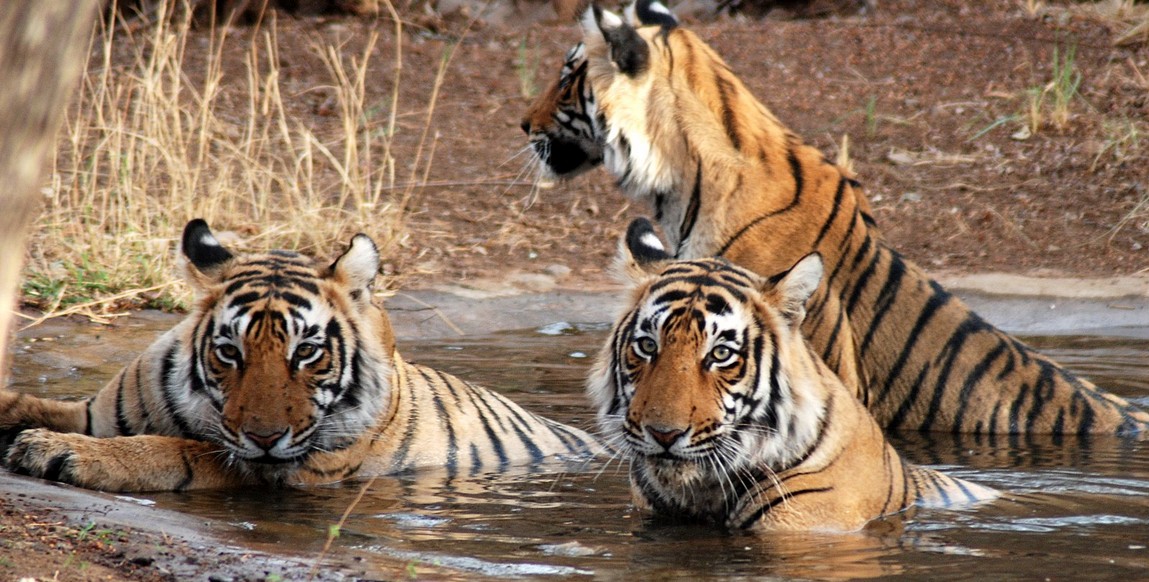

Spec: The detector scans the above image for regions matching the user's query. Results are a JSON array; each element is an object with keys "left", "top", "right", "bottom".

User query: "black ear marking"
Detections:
[
  {"left": 626, "top": 217, "right": 672, "bottom": 265},
  {"left": 634, "top": 0, "right": 679, "bottom": 29},
  {"left": 594, "top": 4, "right": 650, "bottom": 77},
  {"left": 181, "top": 219, "right": 233, "bottom": 272}
]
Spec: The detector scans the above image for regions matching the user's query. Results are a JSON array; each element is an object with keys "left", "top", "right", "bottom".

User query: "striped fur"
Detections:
[
  {"left": 523, "top": 0, "right": 1149, "bottom": 435},
  {"left": 0, "top": 220, "right": 598, "bottom": 492},
  {"left": 589, "top": 219, "right": 994, "bottom": 532}
]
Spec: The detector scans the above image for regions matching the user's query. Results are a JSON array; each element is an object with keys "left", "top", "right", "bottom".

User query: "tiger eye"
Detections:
[
  {"left": 216, "top": 344, "right": 240, "bottom": 361},
  {"left": 636, "top": 337, "right": 658, "bottom": 357},
  {"left": 296, "top": 344, "right": 317, "bottom": 359},
  {"left": 711, "top": 345, "right": 732, "bottom": 362}
]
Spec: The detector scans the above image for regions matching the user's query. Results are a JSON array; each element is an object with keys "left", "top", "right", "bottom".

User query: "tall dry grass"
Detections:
[{"left": 23, "top": 0, "right": 427, "bottom": 321}]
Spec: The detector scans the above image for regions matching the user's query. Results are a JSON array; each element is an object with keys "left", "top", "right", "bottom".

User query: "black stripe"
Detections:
[
  {"left": 84, "top": 399, "right": 94, "bottom": 436},
  {"left": 160, "top": 344, "right": 195, "bottom": 437},
  {"left": 873, "top": 279, "right": 950, "bottom": 412},
  {"left": 113, "top": 371, "right": 134, "bottom": 436},
  {"left": 175, "top": 450, "right": 197, "bottom": 492},
  {"left": 454, "top": 377, "right": 510, "bottom": 469},
  {"left": 810, "top": 177, "right": 846, "bottom": 251},
  {"left": 483, "top": 388, "right": 547, "bottom": 463},
  {"left": 715, "top": 149, "right": 805, "bottom": 257},
  {"left": 950, "top": 340, "right": 1009, "bottom": 432},
  {"left": 421, "top": 368, "right": 459, "bottom": 474},
  {"left": 389, "top": 365, "right": 421, "bottom": 469},
  {"left": 716, "top": 75, "right": 741, "bottom": 150},
  {"left": 1025, "top": 361, "right": 1057, "bottom": 433},
  {"left": 787, "top": 147, "right": 803, "bottom": 208},
  {"left": 736, "top": 487, "right": 833, "bottom": 530},
  {"left": 676, "top": 163, "right": 703, "bottom": 256}
]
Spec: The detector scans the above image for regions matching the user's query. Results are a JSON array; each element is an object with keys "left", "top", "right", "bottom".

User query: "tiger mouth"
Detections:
[
  {"left": 243, "top": 452, "right": 308, "bottom": 465},
  {"left": 532, "top": 136, "right": 603, "bottom": 178}
]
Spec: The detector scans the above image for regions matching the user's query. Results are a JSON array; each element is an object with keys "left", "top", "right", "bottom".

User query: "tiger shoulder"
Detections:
[{"left": 0, "top": 220, "right": 599, "bottom": 492}]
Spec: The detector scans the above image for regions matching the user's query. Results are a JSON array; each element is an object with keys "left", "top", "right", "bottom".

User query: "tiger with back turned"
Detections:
[
  {"left": 592, "top": 218, "right": 994, "bottom": 532},
  {"left": 523, "top": 0, "right": 1149, "bottom": 435},
  {"left": 0, "top": 220, "right": 599, "bottom": 492}
]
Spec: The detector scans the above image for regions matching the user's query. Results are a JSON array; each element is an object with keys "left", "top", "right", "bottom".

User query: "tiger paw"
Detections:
[{"left": 5, "top": 429, "right": 125, "bottom": 490}]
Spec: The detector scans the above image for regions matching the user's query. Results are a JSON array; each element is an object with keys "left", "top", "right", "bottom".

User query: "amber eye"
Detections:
[
  {"left": 295, "top": 343, "right": 319, "bottom": 360},
  {"left": 634, "top": 337, "right": 658, "bottom": 358},
  {"left": 215, "top": 344, "right": 241, "bottom": 364},
  {"left": 709, "top": 345, "right": 737, "bottom": 366}
]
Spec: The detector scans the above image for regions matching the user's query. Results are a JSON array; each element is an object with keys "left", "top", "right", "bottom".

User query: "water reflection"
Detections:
[{"left": 7, "top": 317, "right": 1149, "bottom": 579}]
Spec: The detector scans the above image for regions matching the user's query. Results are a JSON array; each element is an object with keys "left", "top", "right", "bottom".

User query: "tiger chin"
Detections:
[
  {"left": 590, "top": 219, "right": 996, "bottom": 532},
  {"left": 523, "top": 0, "right": 1149, "bottom": 436},
  {"left": 0, "top": 220, "right": 599, "bottom": 492}
]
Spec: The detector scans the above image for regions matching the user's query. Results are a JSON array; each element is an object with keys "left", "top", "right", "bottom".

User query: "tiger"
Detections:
[
  {"left": 522, "top": 0, "right": 1149, "bottom": 435},
  {"left": 589, "top": 217, "right": 995, "bottom": 532},
  {"left": 0, "top": 219, "right": 599, "bottom": 492}
]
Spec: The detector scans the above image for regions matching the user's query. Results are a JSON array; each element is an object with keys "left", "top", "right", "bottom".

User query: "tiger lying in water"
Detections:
[
  {"left": 590, "top": 218, "right": 995, "bottom": 531},
  {"left": 0, "top": 220, "right": 599, "bottom": 492},
  {"left": 522, "top": 0, "right": 1149, "bottom": 436}
]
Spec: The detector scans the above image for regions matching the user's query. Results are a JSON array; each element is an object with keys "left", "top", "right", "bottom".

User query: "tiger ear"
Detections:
[
  {"left": 764, "top": 253, "right": 824, "bottom": 326},
  {"left": 614, "top": 217, "right": 672, "bottom": 283},
  {"left": 581, "top": 3, "right": 649, "bottom": 77},
  {"left": 180, "top": 219, "right": 234, "bottom": 291},
  {"left": 329, "top": 233, "right": 380, "bottom": 301}
]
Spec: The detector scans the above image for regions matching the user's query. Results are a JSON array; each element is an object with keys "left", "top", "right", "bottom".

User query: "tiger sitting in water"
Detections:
[
  {"left": 523, "top": 0, "right": 1149, "bottom": 435},
  {"left": 591, "top": 218, "right": 995, "bottom": 531},
  {"left": 0, "top": 220, "right": 599, "bottom": 492}
]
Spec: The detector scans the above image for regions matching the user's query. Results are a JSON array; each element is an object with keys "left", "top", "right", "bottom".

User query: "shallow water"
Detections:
[{"left": 8, "top": 317, "right": 1149, "bottom": 580}]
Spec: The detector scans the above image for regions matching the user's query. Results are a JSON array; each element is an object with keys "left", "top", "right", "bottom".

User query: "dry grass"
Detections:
[
  {"left": 1073, "top": 0, "right": 1149, "bottom": 47},
  {"left": 23, "top": 0, "right": 432, "bottom": 319}
]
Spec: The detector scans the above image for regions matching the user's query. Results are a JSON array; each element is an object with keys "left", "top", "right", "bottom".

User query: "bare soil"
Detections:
[{"left": 3, "top": 1, "right": 1148, "bottom": 579}]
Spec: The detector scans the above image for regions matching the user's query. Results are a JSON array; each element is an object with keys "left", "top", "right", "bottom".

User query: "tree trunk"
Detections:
[{"left": 0, "top": 2, "right": 99, "bottom": 381}]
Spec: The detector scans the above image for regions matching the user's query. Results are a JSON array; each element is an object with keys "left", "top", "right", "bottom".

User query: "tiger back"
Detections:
[
  {"left": 590, "top": 218, "right": 995, "bottom": 532},
  {"left": 0, "top": 220, "right": 599, "bottom": 492},
  {"left": 524, "top": 0, "right": 1149, "bottom": 436}
]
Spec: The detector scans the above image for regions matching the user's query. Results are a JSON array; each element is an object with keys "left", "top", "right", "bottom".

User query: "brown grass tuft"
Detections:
[{"left": 25, "top": 1, "right": 427, "bottom": 320}]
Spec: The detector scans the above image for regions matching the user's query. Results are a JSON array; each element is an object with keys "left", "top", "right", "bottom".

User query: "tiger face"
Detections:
[
  {"left": 520, "top": 42, "right": 604, "bottom": 179},
  {"left": 590, "top": 219, "right": 826, "bottom": 520},
  {"left": 180, "top": 220, "right": 393, "bottom": 465}
]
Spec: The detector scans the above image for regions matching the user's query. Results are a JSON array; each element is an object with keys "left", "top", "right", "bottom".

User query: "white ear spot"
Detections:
[
  {"left": 640, "top": 232, "right": 665, "bottom": 252},
  {"left": 197, "top": 232, "right": 222, "bottom": 247},
  {"left": 648, "top": 1, "right": 673, "bottom": 17},
  {"left": 599, "top": 8, "right": 623, "bottom": 29}
]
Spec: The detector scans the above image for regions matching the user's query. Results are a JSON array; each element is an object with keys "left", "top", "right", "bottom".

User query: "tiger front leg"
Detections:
[
  {"left": 0, "top": 390, "right": 90, "bottom": 453},
  {"left": 5, "top": 429, "right": 256, "bottom": 492}
]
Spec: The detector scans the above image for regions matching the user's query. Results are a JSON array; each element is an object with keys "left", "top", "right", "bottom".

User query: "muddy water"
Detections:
[{"left": 8, "top": 316, "right": 1149, "bottom": 580}]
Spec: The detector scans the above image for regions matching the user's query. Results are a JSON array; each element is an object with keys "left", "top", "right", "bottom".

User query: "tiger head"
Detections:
[
  {"left": 589, "top": 218, "right": 827, "bottom": 517},
  {"left": 521, "top": 1, "right": 691, "bottom": 188},
  {"left": 178, "top": 220, "right": 395, "bottom": 465},
  {"left": 520, "top": 42, "right": 604, "bottom": 179}
]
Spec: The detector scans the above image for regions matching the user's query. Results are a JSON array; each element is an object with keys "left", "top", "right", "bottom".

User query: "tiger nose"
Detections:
[
  {"left": 646, "top": 425, "right": 686, "bottom": 448},
  {"left": 244, "top": 428, "right": 286, "bottom": 450},
  {"left": 520, "top": 119, "right": 531, "bottom": 135}
]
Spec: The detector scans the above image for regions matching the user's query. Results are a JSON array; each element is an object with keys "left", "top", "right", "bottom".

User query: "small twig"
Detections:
[
  {"left": 307, "top": 475, "right": 378, "bottom": 582},
  {"left": 920, "top": 179, "right": 1043, "bottom": 193},
  {"left": 396, "top": 293, "right": 465, "bottom": 336},
  {"left": 19, "top": 281, "right": 177, "bottom": 330}
]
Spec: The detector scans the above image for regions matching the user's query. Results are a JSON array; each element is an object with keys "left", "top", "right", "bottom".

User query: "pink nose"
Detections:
[
  {"left": 646, "top": 426, "right": 685, "bottom": 448},
  {"left": 244, "top": 429, "right": 286, "bottom": 450}
]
